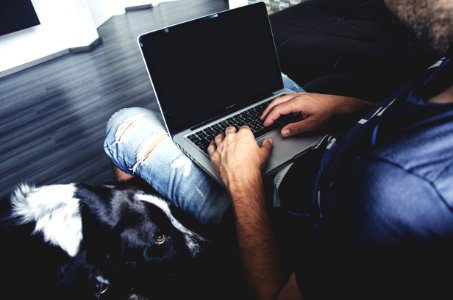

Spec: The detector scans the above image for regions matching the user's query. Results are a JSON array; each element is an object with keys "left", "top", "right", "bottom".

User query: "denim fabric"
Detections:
[
  {"left": 104, "top": 107, "right": 230, "bottom": 226},
  {"left": 104, "top": 74, "right": 303, "bottom": 225}
]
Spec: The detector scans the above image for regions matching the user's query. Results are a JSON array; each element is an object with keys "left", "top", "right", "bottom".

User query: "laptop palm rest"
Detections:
[{"left": 259, "top": 131, "right": 325, "bottom": 175}]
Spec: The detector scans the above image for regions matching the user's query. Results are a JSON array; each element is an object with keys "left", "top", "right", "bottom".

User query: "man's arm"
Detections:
[
  {"left": 208, "top": 126, "right": 302, "bottom": 299},
  {"left": 226, "top": 167, "right": 290, "bottom": 299},
  {"left": 208, "top": 93, "right": 373, "bottom": 299}
]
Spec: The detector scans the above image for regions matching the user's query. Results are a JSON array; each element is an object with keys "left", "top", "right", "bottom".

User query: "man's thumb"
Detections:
[
  {"left": 281, "top": 120, "right": 312, "bottom": 137},
  {"left": 261, "top": 138, "right": 273, "bottom": 152}
]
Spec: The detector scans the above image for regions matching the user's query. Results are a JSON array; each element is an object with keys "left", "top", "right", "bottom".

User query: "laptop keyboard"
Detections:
[{"left": 188, "top": 99, "right": 276, "bottom": 153}]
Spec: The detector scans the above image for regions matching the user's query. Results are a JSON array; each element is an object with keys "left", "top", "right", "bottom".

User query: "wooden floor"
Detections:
[{"left": 0, "top": 0, "right": 228, "bottom": 196}]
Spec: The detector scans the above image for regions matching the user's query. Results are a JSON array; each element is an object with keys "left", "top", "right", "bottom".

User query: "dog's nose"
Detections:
[{"left": 128, "top": 293, "right": 150, "bottom": 300}]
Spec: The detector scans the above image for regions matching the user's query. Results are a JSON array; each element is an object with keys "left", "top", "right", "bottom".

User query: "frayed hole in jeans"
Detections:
[
  {"left": 138, "top": 134, "right": 170, "bottom": 162},
  {"left": 115, "top": 115, "right": 142, "bottom": 142}
]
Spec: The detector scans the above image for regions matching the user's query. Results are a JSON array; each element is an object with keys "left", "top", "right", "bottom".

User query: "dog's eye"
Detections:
[{"left": 155, "top": 233, "right": 166, "bottom": 245}]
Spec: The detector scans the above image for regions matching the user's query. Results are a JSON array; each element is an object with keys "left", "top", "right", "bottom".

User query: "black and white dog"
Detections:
[{"left": 0, "top": 182, "right": 207, "bottom": 300}]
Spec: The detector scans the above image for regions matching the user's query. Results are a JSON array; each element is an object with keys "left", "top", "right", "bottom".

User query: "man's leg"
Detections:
[
  {"left": 104, "top": 107, "right": 230, "bottom": 226},
  {"left": 103, "top": 75, "right": 303, "bottom": 225},
  {"left": 113, "top": 166, "right": 134, "bottom": 182},
  {"left": 282, "top": 73, "right": 304, "bottom": 92}
]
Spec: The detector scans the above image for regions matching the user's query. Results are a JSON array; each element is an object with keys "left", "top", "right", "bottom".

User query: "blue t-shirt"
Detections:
[{"left": 291, "top": 58, "right": 453, "bottom": 299}]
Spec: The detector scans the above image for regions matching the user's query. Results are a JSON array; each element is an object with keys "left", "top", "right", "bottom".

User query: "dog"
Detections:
[{"left": 0, "top": 181, "right": 207, "bottom": 300}]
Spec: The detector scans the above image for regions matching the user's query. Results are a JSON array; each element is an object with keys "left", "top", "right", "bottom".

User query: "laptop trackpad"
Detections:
[{"left": 259, "top": 131, "right": 323, "bottom": 166}]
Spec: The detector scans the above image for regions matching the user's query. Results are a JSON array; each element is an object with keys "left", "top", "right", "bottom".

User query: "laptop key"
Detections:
[
  {"left": 189, "top": 97, "right": 286, "bottom": 153},
  {"left": 253, "top": 124, "right": 276, "bottom": 138}
]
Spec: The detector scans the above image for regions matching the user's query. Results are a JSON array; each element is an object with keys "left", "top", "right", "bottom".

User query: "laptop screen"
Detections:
[{"left": 138, "top": 2, "right": 283, "bottom": 134}]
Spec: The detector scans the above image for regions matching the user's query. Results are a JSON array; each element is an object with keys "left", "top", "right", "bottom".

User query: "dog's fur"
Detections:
[{"left": 0, "top": 182, "right": 206, "bottom": 299}]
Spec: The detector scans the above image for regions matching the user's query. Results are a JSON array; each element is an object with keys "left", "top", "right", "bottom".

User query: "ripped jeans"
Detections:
[{"left": 104, "top": 74, "right": 304, "bottom": 226}]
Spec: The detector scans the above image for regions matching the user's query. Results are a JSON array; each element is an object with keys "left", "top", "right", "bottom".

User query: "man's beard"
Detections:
[{"left": 387, "top": 0, "right": 452, "bottom": 56}]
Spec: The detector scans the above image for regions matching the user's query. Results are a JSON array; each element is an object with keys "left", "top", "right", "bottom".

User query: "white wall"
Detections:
[
  {"left": 228, "top": 0, "right": 248, "bottom": 9},
  {"left": 123, "top": 0, "right": 158, "bottom": 7},
  {"left": 88, "top": 0, "right": 125, "bottom": 28},
  {"left": 0, "top": 0, "right": 161, "bottom": 74}
]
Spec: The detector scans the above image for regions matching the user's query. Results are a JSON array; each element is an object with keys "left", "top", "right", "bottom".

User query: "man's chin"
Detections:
[
  {"left": 406, "top": 26, "right": 451, "bottom": 60},
  {"left": 423, "top": 37, "right": 452, "bottom": 58},
  {"left": 446, "top": 47, "right": 453, "bottom": 58}
]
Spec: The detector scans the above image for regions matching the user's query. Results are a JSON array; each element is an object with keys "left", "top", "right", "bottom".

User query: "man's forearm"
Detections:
[
  {"left": 227, "top": 173, "right": 287, "bottom": 300},
  {"left": 207, "top": 125, "right": 289, "bottom": 298}
]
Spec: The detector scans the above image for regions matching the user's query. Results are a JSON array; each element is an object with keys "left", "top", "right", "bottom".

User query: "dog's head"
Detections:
[
  {"left": 4, "top": 183, "right": 207, "bottom": 299},
  {"left": 97, "top": 186, "right": 206, "bottom": 265},
  {"left": 100, "top": 187, "right": 208, "bottom": 298}
]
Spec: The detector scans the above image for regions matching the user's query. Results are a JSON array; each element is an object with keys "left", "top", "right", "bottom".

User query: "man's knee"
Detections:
[
  {"left": 105, "top": 107, "right": 151, "bottom": 141},
  {"left": 104, "top": 107, "right": 169, "bottom": 172}
]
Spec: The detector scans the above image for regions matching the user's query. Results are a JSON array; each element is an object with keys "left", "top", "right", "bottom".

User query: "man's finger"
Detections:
[
  {"left": 280, "top": 118, "right": 315, "bottom": 137},
  {"left": 261, "top": 94, "right": 295, "bottom": 119},
  {"left": 215, "top": 133, "right": 225, "bottom": 146},
  {"left": 207, "top": 140, "right": 216, "bottom": 156},
  {"left": 262, "top": 100, "right": 302, "bottom": 127},
  {"left": 225, "top": 126, "right": 237, "bottom": 134},
  {"left": 260, "top": 137, "right": 273, "bottom": 152},
  {"left": 239, "top": 125, "right": 253, "bottom": 133}
]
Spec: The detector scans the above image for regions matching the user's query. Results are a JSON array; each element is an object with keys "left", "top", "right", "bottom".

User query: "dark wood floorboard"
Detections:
[{"left": 0, "top": 0, "right": 228, "bottom": 196}]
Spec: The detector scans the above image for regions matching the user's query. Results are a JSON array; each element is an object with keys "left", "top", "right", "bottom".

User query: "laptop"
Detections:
[{"left": 137, "top": 2, "right": 324, "bottom": 185}]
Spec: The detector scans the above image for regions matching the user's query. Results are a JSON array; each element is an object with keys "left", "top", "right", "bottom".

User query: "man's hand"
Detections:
[
  {"left": 208, "top": 126, "right": 273, "bottom": 190},
  {"left": 261, "top": 92, "right": 376, "bottom": 137}
]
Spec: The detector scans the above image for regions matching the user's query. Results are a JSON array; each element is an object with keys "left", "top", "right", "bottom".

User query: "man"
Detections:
[{"left": 104, "top": 0, "right": 453, "bottom": 298}]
